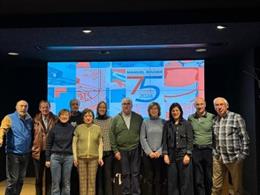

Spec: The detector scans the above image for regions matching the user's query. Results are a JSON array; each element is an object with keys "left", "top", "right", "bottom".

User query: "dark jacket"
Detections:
[
  {"left": 69, "top": 111, "right": 83, "bottom": 127},
  {"left": 162, "top": 119, "right": 193, "bottom": 159},
  {"left": 32, "top": 112, "right": 57, "bottom": 160}
]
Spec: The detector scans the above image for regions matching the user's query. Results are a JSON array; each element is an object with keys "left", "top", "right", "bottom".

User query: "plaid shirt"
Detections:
[{"left": 213, "top": 111, "right": 250, "bottom": 164}]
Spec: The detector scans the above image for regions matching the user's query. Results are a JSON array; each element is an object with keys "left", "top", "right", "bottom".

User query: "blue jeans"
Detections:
[
  {"left": 50, "top": 153, "right": 73, "bottom": 195},
  {"left": 5, "top": 153, "right": 30, "bottom": 195}
]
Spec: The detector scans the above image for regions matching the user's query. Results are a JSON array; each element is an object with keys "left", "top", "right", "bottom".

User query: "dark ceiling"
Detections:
[
  {"left": 0, "top": 1, "right": 260, "bottom": 62},
  {"left": 0, "top": 22, "right": 259, "bottom": 62}
]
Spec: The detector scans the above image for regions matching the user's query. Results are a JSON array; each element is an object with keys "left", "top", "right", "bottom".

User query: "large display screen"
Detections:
[{"left": 48, "top": 60, "right": 204, "bottom": 119}]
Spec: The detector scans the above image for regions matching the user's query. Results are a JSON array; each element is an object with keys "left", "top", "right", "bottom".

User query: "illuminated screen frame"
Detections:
[{"left": 48, "top": 60, "right": 204, "bottom": 119}]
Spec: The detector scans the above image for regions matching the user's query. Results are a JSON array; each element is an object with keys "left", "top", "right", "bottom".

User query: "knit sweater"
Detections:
[
  {"left": 188, "top": 112, "right": 214, "bottom": 145},
  {"left": 140, "top": 118, "right": 165, "bottom": 155},
  {"left": 73, "top": 123, "right": 103, "bottom": 161},
  {"left": 45, "top": 122, "right": 75, "bottom": 161},
  {"left": 110, "top": 111, "right": 143, "bottom": 152},
  {"left": 94, "top": 117, "right": 112, "bottom": 152}
]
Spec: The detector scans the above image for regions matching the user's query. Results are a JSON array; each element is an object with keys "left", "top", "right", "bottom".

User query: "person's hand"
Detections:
[
  {"left": 98, "top": 159, "right": 104, "bottom": 166},
  {"left": 183, "top": 154, "right": 190, "bottom": 165},
  {"left": 149, "top": 152, "right": 156, "bottom": 159},
  {"left": 154, "top": 151, "right": 161, "bottom": 158},
  {"left": 115, "top": 152, "right": 121, "bottom": 160},
  {"left": 74, "top": 160, "right": 78, "bottom": 167},
  {"left": 164, "top": 155, "right": 170, "bottom": 165},
  {"left": 236, "top": 154, "right": 245, "bottom": 164},
  {"left": 45, "top": 161, "right": 51, "bottom": 168}
]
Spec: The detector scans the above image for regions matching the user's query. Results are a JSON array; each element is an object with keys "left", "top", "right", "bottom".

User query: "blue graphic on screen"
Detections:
[{"left": 48, "top": 60, "right": 204, "bottom": 119}]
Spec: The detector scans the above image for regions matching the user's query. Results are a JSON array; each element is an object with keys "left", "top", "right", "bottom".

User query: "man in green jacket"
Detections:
[{"left": 110, "top": 98, "right": 143, "bottom": 195}]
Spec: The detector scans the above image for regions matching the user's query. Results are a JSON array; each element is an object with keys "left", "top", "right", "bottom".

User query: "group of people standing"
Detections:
[{"left": 0, "top": 96, "right": 250, "bottom": 195}]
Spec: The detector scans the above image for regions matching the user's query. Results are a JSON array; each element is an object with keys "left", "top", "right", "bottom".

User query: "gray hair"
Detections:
[
  {"left": 213, "top": 97, "right": 229, "bottom": 107},
  {"left": 39, "top": 100, "right": 50, "bottom": 108},
  {"left": 69, "top": 98, "right": 80, "bottom": 106},
  {"left": 121, "top": 97, "right": 132, "bottom": 105}
]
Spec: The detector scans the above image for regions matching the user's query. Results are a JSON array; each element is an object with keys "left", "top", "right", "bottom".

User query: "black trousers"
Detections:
[
  {"left": 113, "top": 159, "right": 123, "bottom": 195},
  {"left": 96, "top": 151, "right": 113, "bottom": 195},
  {"left": 5, "top": 153, "right": 30, "bottom": 195},
  {"left": 141, "top": 154, "right": 163, "bottom": 195},
  {"left": 70, "top": 165, "right": 79, "bottom": 195},
  {"left": 120, "top": 147, "right": 141, "bottom": 195},
  {"left": 192, "top": 147, "right": 213, "bottom": 195},
  {"left": 33, "top": 152, "right": 51, "bottom": 195},
  {"left": 167, "top": 157, "right": 193, "bottom": 195}
]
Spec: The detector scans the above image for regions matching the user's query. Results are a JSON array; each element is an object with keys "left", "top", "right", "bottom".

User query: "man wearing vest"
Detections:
[{"left": 0, "top": 100, "right": 33, "bottom": 195}]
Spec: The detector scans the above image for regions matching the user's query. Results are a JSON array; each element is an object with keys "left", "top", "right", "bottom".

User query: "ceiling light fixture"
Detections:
[
  {"left": 195, "top": 48, "right": 207, "bottom": 52},
  {"left": 82, "top": 29, "right": 92, "bottom": 34},
  {"left": 217, "top": 25, "right": 226, "bottom": 30},
  {"left": 8, "top": 52, "right": 19, "bottom": 56}
]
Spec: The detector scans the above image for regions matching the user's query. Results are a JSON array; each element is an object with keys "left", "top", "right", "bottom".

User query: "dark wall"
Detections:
[
  {"left": 241, "top": 49, "right": 258, "bottom": 195},
  {"left": 205, "top": 56, "right": 244, "bottom": 112},
  {"left": 254, "top": 47, "right": 260, "bottom": 194},
  {"left": 0, "top": 57, "right": 46, "bottom": 180},
  {"left": 205, "top": 51, "right": 258, "bottom": 195}
]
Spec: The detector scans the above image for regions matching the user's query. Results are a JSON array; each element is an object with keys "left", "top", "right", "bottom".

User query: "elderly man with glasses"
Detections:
[{"left": 110, "top": 98, "right": 143, "bottom": 195}]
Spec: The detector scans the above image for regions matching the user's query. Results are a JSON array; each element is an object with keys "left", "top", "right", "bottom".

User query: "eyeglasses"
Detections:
[{"left": 122, "top": 102, "right": 131, "bottom": 105}]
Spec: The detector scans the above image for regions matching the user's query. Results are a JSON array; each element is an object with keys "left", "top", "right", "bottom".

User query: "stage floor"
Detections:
[{"left": 0, "top": 177, "right": 35, "bottom": 195}]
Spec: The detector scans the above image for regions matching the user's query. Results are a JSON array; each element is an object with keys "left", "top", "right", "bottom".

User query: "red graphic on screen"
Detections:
[
  {"left": 76, "top": 68, "right": 106, "bottom": 110},
  {"left": 164, "top": 67, "right": 204, "bottom": 101},
  {"left": 54, "top": 87, "right": 67, "bottom": 97},
  {"left": 127, "top": 76, "right": 144, "bottom": 94},
  {"left": 76, "top": 77, "right": 80, "bottom": 84},
  {"left": 165, "top": 68, "right": 198, "bottom": 87},
  {"left": 112, "top": 69, "right": 126, "bottom": 87},
  {"left": 76, "top": 62, "right": 90, "bottom": 68}
]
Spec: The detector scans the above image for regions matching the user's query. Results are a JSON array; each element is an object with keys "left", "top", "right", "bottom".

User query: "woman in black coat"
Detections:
[{"left": 162, "top": 102, "right": 194, "bottom": 195}]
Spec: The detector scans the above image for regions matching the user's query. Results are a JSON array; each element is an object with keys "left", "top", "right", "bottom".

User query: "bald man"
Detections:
[
  {"left": 211, "top": 97, "right": 250, "bottom": 195},
  {"left": 188, "top": 97, "right": 215, "bottom": 195},
  {"left": 0, "top": 100, "right": 33, "bottom": 195}
]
